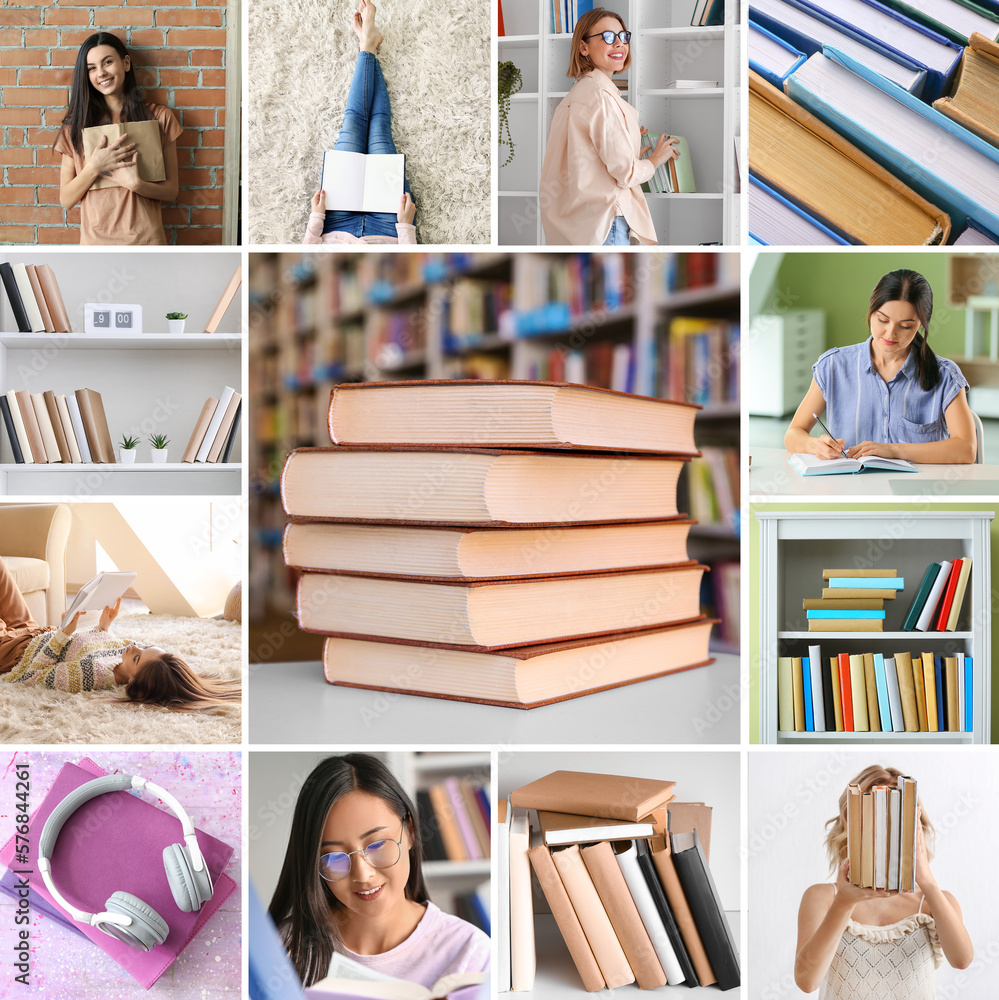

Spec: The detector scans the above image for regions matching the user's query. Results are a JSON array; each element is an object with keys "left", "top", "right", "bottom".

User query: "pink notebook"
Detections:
[{"left": 0, "top": 758, "right": 236, "bottom": 989}]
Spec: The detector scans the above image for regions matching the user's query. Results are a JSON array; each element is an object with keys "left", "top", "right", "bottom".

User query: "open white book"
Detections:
[
  {"left": 788, "top": 452, "right": 918, "bottom": 476},
  {"left": 321, "top": 151, "right": 405, "bottom": 213},
  {"left": 305, "top": 952, "right": 485, "bottom": 1000},
  {"left": 61, "top": 571, "right": 137, "bottom": 630}
]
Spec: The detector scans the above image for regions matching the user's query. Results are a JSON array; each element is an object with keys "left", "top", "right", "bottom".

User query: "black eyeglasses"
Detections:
[
  {"left": 584, "top": 30, "right": 631, "bottom": 44},
  {"left": 319, "top": 823, "right": 406, "bottom": 883}
]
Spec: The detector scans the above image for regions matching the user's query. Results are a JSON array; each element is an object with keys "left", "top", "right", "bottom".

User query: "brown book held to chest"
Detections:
[{"left": 82, "top": 119, "right": 165, "bottom": 190}]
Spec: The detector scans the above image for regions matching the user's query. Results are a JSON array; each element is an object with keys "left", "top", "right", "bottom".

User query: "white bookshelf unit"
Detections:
[
  {"left": 757, "top": 510, "right": 994, "bottom": 745},
  {"left": 498, "top": 0, "right": 741, "bottom": 245},
  {"left": 0, "top": 253, "right": 242, "bottom": 496}
]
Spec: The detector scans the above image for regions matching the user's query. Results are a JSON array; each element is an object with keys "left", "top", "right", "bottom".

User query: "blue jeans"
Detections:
[
  {"left": 324, "top": 51, "right": 411, "bottom": 239},
  {"left": 602, "top": 216, "right": 630, "bottom": 246}
]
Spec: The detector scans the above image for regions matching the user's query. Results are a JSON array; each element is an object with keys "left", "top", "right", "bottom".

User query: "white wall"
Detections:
[
  {"left": 498, "top": 750, "right": 740, "bottom": 911},
  {"left": 748, "top": 749, "right": 999, "bottom": 999}
]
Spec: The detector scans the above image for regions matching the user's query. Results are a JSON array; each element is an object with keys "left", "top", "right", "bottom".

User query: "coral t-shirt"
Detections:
[{"left": 54, "top": 103, "right": 182, "bottom": 245}]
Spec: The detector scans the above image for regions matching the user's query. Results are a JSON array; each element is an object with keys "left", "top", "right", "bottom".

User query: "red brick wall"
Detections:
[{"left": 0, "top": 0, "right": 230, "bottom": 245}]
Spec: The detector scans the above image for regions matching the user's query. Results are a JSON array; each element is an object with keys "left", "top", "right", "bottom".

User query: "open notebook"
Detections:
[
  {"left": 789, "top": 452, "right": 919, "bottom": 475},
  {"left": 321, "top": 151, "right": 405, "bottom": 213}
]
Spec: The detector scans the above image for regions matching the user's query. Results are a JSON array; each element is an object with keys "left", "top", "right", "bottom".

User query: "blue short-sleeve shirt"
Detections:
[{"left": 813, "top": 337, "right": 969, "bottom": 445}]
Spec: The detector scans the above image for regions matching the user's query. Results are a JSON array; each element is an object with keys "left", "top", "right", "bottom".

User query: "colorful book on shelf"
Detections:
[
  {"left": 849, "top": 653, "right": 870, "bottom": 731},
  {"left": 692, "top": 0, "right": 725, "bottom": 26},
  {"left": 874, "top": 653, "right": 894, "bottom": 731},
  {"left": 640, "top": 133, "right": 695, "bottom": 194},
  {"left": 933, "top": 32, "right": 999, "bottom": 145},
  {"left": 34, "top": 264, "right": 72, "bottom": 333},
  {"left": 837, "top": 652, "right": 854, "bottom": 730},
  {"left": 932, "top": 558, "right": 963, "bottom": 628},
  {"left": 821, "top": 586, "right": 898, "bottom": 599},
  {"left": 863, "top": 652, "right": 881, "bottom": 732},
  {"left": 802, "top": 655, "right": 815, "bottom": 730},
  {"left": 902, "top": 562, "right": 941, "bottom": 629},
  {"left": 945, "top": 557, "right": 972, "bottom": 629},
  {"left": 787, "top": 46, "right": 999, "bottom": 235},
  {"left": 804, "top": 597, "right": 885, "bottom": 608},
  {"left": 915, "top": 559, "right": 951, "bottom": 629},
  {"left": 788, "top": 452, "right": 919, "bottom": 475},
  {"left": 14, "top": 389, "right": 46, "bottom": 462},
  {"left": 326, "top": 380, "right": 701, "bottom": 456},
  {"left": 934, "top": 655, "right": 946, "bottom": 730},
  {"left": 964, "top": 655, "right": 973, "bottom": 730},
  {"left": 828, "top": 576, "right": 904, "bottom": 589},
  {"left": 894, "top": 651, "right": 919, "bottom": 730}
]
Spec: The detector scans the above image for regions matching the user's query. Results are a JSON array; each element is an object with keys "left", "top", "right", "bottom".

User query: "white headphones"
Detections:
[{"left": 38, "top": 773, "right": 214, "bottom": 952}]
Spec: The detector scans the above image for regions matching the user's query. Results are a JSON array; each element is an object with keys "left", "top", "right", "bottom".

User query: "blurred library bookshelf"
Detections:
[{"left": 248, "top": 251, "right": 740, "bottom": 662}]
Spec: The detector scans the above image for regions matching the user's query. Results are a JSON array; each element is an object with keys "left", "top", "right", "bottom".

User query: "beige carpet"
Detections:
[
  {"left": 247, "top": 0, "right": 491, "bottom": 245},
  {"left": 0, "top": 615, "right": 241, "bottom": 745}
]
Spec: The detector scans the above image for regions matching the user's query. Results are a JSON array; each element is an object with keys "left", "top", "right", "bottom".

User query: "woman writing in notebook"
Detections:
[
  {"left": 55, "top": 32, "right": 182, "bottom": 245},
  {"left": 269, "top": 754, "right": 489, "bottom": 988},
  {"left": 0, "top": 558, "right": 237, "bottom": 709},
  {"left": 795, "top": 764, "right": 972, "bottom": 998},
  {"left": 539, "top": 8, "right": 679, "bottom": 246},
  {"left": 785, "top": 269, "right": 976, "bottom": 463},
  {"left": 302, "top": 0, "right": 417, "bottom": 244}
]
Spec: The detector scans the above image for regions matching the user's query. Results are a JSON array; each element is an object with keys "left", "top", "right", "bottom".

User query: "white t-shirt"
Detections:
[{"left": 333, "top": 902, "right": 489, "bottom": 988}]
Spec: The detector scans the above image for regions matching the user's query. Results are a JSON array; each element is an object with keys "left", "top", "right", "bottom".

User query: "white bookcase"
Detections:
[
  {"left": 0, "top": 252, "right": 242, "bottom": 496},
  {"left": 756, "top": 510, "right": 994, "bottom": 744},
  {"left": 498, "top": 0, "right": 741, "bottom": 245}
]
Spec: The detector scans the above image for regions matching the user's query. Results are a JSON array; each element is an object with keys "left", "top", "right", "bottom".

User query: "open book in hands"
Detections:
[
  {"left": 305, "top": 952, "right": 486, "bottom": 1000},
  {"left": 788, "top": 453, "right": 918, "bottom": 476},
  {"left": 321, "top": 151, "right": 406, "bottom": 213},
  {"left": 60, "top": 571, "right": 137, "bottom": 630}
]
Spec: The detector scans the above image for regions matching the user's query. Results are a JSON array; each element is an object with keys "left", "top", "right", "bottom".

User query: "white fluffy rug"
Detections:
[
  {"left": 0, "top": 615, "right": 241, "bottom": 745},
  {"left": 247, "top": 0, "right": 490, "bottom": 245}
]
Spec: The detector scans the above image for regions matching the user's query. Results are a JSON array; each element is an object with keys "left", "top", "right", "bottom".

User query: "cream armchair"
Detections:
[{"left": 0, "top": 504, "right": 71, "bottom": 627}]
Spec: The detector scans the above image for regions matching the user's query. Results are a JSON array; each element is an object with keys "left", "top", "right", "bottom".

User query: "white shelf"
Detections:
[
  {"left": 0, "top": 333, "right": 242, "bottom": 350},
  {"left": 778, "top": 731, "right": 973, "bottom": 743},
  {"left": 423, "top": 859, "right": 491, "bottom": 879}
]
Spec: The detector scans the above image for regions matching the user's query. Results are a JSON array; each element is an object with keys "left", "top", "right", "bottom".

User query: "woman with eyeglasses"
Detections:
[
  {"left": 539, "top": 7, "right": 679, "bottom": 246},
  {"left": 268, "top": 754, "right": 489, "bottom": 988}
]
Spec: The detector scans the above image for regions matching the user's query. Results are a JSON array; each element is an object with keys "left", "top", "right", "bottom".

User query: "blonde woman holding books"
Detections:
[
  {"left": 269, "top": 754, "right": 489, "bottom": 988},
  {"left": 785, "top": 269, "right": 977, "bottom": 463},
  {"left": 539, "top": 8, "right": 680, "bottom": 246},
  {"left": 55, "top": 32, "right": 182, "bottom": 245},
  {"left": 794, "top": 764, "right": 973, "bottom": 998}
]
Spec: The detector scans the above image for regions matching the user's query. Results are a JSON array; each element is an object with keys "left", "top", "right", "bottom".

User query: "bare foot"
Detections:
[{"left": 356, "top": 0, "right": 382, "bottom": 53}]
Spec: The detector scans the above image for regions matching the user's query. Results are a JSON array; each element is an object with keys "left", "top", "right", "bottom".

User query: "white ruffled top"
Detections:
[{"left": 820, "top": 910, "right": 942, "bottom": 1000}]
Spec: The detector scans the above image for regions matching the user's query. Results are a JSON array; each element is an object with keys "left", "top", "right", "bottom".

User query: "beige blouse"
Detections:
[{"left": 540, "top": 70, "right": 657, "bottom": 246}]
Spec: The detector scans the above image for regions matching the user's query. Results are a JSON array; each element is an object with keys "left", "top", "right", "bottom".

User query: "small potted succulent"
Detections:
[
  {"left": 166, "top": 311, "right": 188, "bottom": 334},
  {"left": 119, "top": 434, "right": 138, "bottom": 464},
  {"left": 149, "top": 432, "right": 170, "bottom": 463}
]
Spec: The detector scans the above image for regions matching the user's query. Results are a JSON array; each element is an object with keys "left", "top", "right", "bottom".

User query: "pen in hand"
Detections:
[{"left": 811, "top": 413, "right": 849, "bottom": 458}]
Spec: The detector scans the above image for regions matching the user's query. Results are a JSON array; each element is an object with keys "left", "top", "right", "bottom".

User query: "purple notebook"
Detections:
[{"left": 0, "top": 758, "right": 236, "bottom": 989}]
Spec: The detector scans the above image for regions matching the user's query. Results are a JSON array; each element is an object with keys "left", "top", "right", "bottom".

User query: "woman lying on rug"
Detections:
[
  {"left": 0, "top": 559, "right": 238, "bottom": 710},
  {"left": 302, "top": 0, "right": 418, "bottom": 244}
]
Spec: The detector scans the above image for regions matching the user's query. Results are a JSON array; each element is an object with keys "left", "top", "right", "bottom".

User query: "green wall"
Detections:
[
  {"left": 749, "top": 501, "right": 999, "bottom": 744},
  {"left": 766, "top": 254, "right": 962, "bottom": 356}
]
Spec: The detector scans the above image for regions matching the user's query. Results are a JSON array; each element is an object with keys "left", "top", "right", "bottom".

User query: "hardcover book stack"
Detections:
[
  {"left": 805, "top": 567, "right": 901, "bottom": 632},
  {"left": 748, "top": 0, "right": 999, "bottom": 244},
  {"left": 846, "top": 775, "right": 918, "bottom": 891},
  {"left": 498, "top": 770, "right": 739, "bottom": 992},
  {"left": 281, "top": 380, "right": 720, "bottom": 709}
]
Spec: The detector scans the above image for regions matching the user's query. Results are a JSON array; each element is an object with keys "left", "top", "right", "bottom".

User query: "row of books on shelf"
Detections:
[
  {"left": 442, "top": 279, "right": 513, "bottom": 351},
  {"left": 1, "top": 387, "right": 114, "bottom": 464},
  {"left": 499, "top": 770, "right": 738, "bottom": 992},
  {"left": 778, "top": 646, "right": 974, "bottom": 733},
  {"left": 521, "top": 341, "right": 636, "bottom": 392},
  {"left": 847, "top": 775, "right": 918, "bottom": 892},
  {"left": 281, "top": 380, "right": 721, "bottom": 708},
  {"left": 281, "top": 324, "right": 366, "bottom": 390},
  {"left": 415, "top": 777, "right": 490, "bottom": 863},
  {"left": 659, "top": 318, "right": 739, "bottom": 405},
  {"left": 181, "top": 387, "right": 242, "bottom": 464},
  {"left": 686, "top": 446, "right": 740, "bottom": 533},
  {"left": 748, "top": 0, "right": 999, "bottom": 245},
  {"left": 452, "top": 883, "right": 490, "bottom": 937},
  {"left": 549, "top": 0, "right": 593, "bottom": 35},
  {"left": 701, "top": 561, "right": 740, "bottom": 650},
  {"left": 0, "top": 261, "right": 71, "bottom": 334}
]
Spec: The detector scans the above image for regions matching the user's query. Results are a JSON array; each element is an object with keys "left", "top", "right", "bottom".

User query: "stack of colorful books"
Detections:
[
  {"left": 805, "top": 567, "right": 902, "bottom": 632},
  {"left": 281, "top": 380, "right": 719, "bottom": 708}
]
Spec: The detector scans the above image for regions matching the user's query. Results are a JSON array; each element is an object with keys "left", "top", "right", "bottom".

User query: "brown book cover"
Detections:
[
  {"left": 668, "top": 803, "right": 713, "bottom": 863},
  {"left": 792, "top": 655, "right": 805, "bottom": 731},
  {"left": 511, "top": 771, "right": 676, "bottom": 823},
  {"left": 749, "top": 70, "right": 950, "bottom": 244},
  {"left": 829, "top": 656, "right": 844, "bottom": 731},
  {"left": 55, "top": 394, "right": 82, "bottom": 464},
  {"left": 322, "top": 618, "right": 716, "bottom": 709},
  {"left": 35, "top": 265, "right": 72, "bottom": 334},
  {"left": 933, "top": 33, "right": 999, "bottom": 147},
  {"left": 528, "top": 846, "right": 605, "bottom": 992},
  {"left": 893, "top": 651, "right": 919, "bottom": 732},
  {"left": 945, "top": 656, "right": 960, "bottom": 732},
  {"left": 82, "top": 119, "right": 165, "bottom": 190},
  {"left": 821, "top": 588, "right": 897, "bottom": 599},
  {"left": 847, "top": 784, "right": 862, "bottom": 885},
  {"left": 946, "top": 558, "right": 973, "bottom": 631},
  {"left": 203, "top": 265, "right": 241, "bottom": 333},
  {"left": 74, "top": 388, "right": 104, "bottom": 463},
  {"left": 182, "top": 398, "right": 219, "bottom": 463},
  {"left": 327, "top": 379, "right": 702, "bottom": 456},
  {"left": 821, "top": 568, "right": 898, "bottom": 578},
  {"left": 850, "top": 655, "right": 869, "bottom": 732},
  {"left": 24, "top": 266, "right": 53, "bottom": 333},
  {"left": 580, "top": 840, "right": 667, "bottom": 990},
  {"left": 649, "top": 837, "right": 717, "bottom": 987},
  {"left": 802, "top": 597, "right": 884, "bottom": 610},
  {"left": 206, "top": 391, "right": 241, "bottom": 463},
  {"left": 911, "top": 650, "right": 929, "bottom": 731},
  {"left": 861, "top": 793, "right": 874, "bottom": 888},
  {"left": 808, "top": 619, "right": 883, "bottom": 631},
  {"left": 14, "top": 389, "right": 47, "bottom": 463},
  {"left": 863, "top": 653, "right": 881, "bottom": 733},
  {"left": 29, "top": 393, "right": 60, "bottom": 462},
  {"left": 921, "top": 652, "right": 939, "bottom": 732},
  {"left": 898, "top": 776, "right": 917, "bottom": 892},
  {"left": 42, "top": 390, "right": 72, "bottom": 463},
  {"left": 427, "top": 784, "right": 466, "bottom": 862}
]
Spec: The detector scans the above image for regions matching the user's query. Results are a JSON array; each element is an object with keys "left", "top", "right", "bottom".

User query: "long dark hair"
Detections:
[
  {"left": 124, "top": 652, "right": 240, "bottom": 711},
  {"left": 269, "top": 754, "right": 429, "bottom": 987},
  {"left": 867, "top": 269, "right": 939, "bottom": 392},
  {"left": 60, "top": 32, "right": 152, "bottom": 155}
]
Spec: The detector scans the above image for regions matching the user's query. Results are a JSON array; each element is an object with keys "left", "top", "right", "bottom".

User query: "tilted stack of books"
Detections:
[
  {"left": 281, "top": 380, "right": 719, "bottom": 708},
  {"left": 806, "top": 567, "right": 901, "bottom": 632},
  {"left": 498, "top": 770, "right": 739, "bottom": 992},
  {"left": 846, "top": 775, "right": 918, "bottom": 891}
]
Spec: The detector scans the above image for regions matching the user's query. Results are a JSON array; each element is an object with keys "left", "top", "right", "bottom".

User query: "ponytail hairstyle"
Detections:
[
  {"left": 60, "top": 32, "right": 152, "bottom": 155},
  {"left": 867, "top": 268, "right": 939, "bottom": 392},
  {"left": 268, "top": 754, "right": 429, "bottom": 987}
]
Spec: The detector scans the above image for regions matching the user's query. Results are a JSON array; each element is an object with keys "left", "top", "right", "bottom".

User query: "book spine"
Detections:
[
  {"left": 945, "top": 558, "right": 972, "bottom": 631},
  {"left": 932, "top": 559, "right": 962, "bottom": 630},
  {"left": 0, "top": 262, "right": 31, "bottom": 332},
  {"left": 921, "top": 652, "right": 938, "bottom": 732},
  {"left": 902, "top": 562, "right": 939, "bottom": 630},
  {"left": 509, "top": 811, "right": 537, "bottom": 991},
  {"left": 66, "top": 394, "right": 93, "bottom": 463},
  {"left": 894, "top": 652, "right": 919, "bottom": 732},
  {"left": 838, "top": 653, "right": 853, "bottom": 731},
  {"left": 849, "top": 654, "right": 869, "bottom": 732},
  {"left": 801, "top": 656, "right": 814, "bottom": 732},
  {"left": 915, "top": 560, "right": 951, "bottom": 631},
  {"left": 863, "top": 653, "right": 880, "bottom": 733}
]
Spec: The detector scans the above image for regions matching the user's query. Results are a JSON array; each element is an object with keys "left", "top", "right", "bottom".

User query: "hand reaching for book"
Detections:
[
  {"left": 647, "top": 133, "right": 680, "bottom": 170},
  {"left": 397, "top": 192, "right": 416, "bottom": 224}
]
